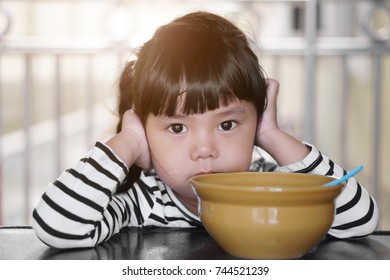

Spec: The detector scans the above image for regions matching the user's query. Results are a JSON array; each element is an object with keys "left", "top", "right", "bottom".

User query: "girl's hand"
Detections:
[
  {"left": 255, "top": 79, "right": 310, "bottom": 165},
  {"left": 255, "top": 78, "right": 280, "bottom": 148},
  {"left": 106, "top": 110, "right": 151, "bottom": 170}
]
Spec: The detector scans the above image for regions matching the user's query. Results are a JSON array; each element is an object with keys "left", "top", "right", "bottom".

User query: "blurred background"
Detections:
[{"left": 0, "top": 0, "right": 389, "bottom": 229}]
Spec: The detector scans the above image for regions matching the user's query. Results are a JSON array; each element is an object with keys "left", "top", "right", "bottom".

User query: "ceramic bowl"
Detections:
[{"left": 190, "top": 172, "right": 344, "bottom": 259}]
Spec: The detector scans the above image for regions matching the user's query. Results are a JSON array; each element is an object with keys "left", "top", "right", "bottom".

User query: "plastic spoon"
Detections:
[{"left": 323, "top": 165, "right": 363, "bottom": 186}]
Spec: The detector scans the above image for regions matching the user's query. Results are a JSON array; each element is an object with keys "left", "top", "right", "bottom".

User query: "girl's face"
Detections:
[{"left": 145, "top": 99, "right": 258, "bottom": 202}]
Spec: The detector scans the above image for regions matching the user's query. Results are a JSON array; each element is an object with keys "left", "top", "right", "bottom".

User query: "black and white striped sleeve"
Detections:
[
  {"left": 275, "top": 143, "right": 379, "bottom": 239},
  {"left": 31, "top": 142, "right": 145, "bottom": 248}
]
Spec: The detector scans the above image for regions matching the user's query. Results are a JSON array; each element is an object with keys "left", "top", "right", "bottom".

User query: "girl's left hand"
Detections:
[
  {"left": 255, "top": 78, "right": 280, "bottom": 148},
  {"left": 255, "top": 78, "right": 310, "bottom": 165}
]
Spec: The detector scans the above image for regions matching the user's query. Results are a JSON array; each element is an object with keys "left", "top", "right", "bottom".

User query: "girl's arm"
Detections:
[
  {"left": 256, "top": 79, "right": 379, "bottom": 238},
  {"left": 275, "top": 144, "right": 379, "bottom": 238},
  {"left": 32, "top": 110, "right": 152, "bottom": 248}
]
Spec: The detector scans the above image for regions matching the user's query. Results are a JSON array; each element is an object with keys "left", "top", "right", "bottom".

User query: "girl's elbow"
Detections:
[
  {"left": 328, "top": 203, "right": 379, "bottom": 239},
  {"left": 32, "top": 219, "right": 96, "bottom": 249}
]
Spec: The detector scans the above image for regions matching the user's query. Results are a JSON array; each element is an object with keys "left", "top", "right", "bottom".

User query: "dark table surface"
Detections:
[{"left": 1, "top": 226, "right": 390, "bottom": 260}]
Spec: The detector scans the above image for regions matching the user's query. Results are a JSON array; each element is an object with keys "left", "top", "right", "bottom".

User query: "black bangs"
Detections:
[
  {"left": 133, "top": 16, "right": 267, "bottom": 123},
  {"left": 161, "top": 48, "right": 243, "bottom": 117}
]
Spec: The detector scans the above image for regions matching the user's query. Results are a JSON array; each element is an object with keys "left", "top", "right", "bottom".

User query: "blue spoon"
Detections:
[{"left": 323, "top": 165, "right": 363, "bottom": 186}]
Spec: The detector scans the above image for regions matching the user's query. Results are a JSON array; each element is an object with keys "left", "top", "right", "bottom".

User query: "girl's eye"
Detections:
[
  {"left": 218, "top": 120, "right": 238, "bottom": 131},
  {"left": 168, "top": 123, "right": 188, "bottom": 134}
]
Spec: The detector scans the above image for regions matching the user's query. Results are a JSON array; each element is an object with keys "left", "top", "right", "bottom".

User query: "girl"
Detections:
[{"left": 32, "top": 11, "right": 378, "bottom": 249}]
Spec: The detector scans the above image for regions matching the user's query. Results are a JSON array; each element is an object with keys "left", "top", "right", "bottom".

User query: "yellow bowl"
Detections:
[{"left": 190, "top": 172, "right": 344, "bottom": 259}]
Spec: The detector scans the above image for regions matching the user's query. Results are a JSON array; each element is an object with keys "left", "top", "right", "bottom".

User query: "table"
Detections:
[{"left": 1, "top": 226, "right": 390, "bottom": 260}]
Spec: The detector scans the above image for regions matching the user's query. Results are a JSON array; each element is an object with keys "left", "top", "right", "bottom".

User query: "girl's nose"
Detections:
[{"left": 190, "top": 133, "right": 219, "bottom": 160}]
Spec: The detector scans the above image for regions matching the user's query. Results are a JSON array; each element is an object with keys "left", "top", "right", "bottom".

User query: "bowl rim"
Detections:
[{"left": 190, "top": 171, "right": 344, "bottom": 193}]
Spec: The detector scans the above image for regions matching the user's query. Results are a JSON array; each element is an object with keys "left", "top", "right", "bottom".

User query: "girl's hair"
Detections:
[
  {"left": 116, "top": 11, "right": 268, "bottom": 192},
  {"left": 117, "top": 11, "right": 267, "bottom": 129}
]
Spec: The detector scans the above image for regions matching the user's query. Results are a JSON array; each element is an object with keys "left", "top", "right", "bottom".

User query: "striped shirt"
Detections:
[{"left": 32, "top": 142, "right": 379, "bottom": 249}]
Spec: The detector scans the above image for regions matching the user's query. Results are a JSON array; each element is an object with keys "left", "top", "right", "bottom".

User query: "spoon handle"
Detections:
[{"left": 323, "top": 165, "right": 363, "bottom": 186}]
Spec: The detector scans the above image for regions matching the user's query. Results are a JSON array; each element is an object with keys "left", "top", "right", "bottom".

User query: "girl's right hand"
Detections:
[{"left": 106, "top": 110, "right": 151, "bottom": 170}]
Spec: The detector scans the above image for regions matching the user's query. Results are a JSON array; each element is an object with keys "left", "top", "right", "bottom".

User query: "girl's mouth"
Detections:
[{"left": 194, "top": 170, "right": 214, "bottom": 176}]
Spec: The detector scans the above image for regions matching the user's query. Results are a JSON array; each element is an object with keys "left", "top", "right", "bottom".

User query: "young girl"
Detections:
[{"left": 32, "top": 11, "right": 378, "bottom": 249}]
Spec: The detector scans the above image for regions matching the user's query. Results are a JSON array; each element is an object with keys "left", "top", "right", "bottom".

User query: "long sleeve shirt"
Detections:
[{"left": 32, "top": 142, "right": 379, "bottom": 249}]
